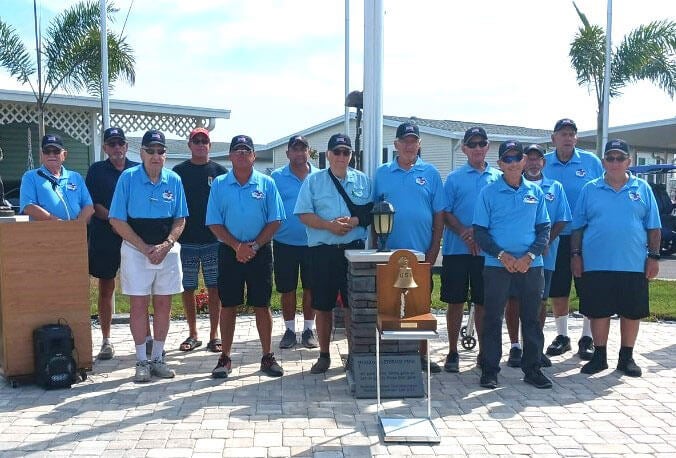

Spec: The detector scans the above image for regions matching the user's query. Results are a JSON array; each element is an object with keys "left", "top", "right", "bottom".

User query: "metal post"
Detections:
[
  {"left": 363, "top": 0, "right": 384, "bottom": 179},
  {"left": 100, "top": 0, "right": 111, "bottom": 133},
  {"left": 344, "top": 0, "right": 350, "bottom": 137},
  {"left": 601, "top": 0, "right": 612, "bottom": 149}
]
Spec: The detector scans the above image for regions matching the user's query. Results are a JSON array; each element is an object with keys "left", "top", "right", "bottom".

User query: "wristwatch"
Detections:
[
  {"left": 648, "top": 251, "right": 660, "bottom": 260},
  {"left": 165, "top": 237, "right": 175, "bottom": 247},
  {"left": 526, "top": 251, "right": 536, "bottom": 261},
  {"left": 251, "top": 241, "right": 260, "bottom": 252},
  {"left": 497, "top": 250, "right": 505, "bottom": 261}
]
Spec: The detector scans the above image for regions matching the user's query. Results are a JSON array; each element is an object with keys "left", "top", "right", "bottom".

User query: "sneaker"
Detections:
[
  {"left": 279, "top": 329, "right": 297, "bottom": 349},
  {"left": 546, "top": 335, "right": 571, "bottom": 356},
  {"left": 145, "top": 340, "right": 166, "bottom": 358},
  {"left": 444, "top": 352, "right": 459, "bottom": 373},
  {"left": 507, "top": 347, "right": 522, "bottom": 368},
  {"left": 420, "top": 356, "right": 441, "bottom": 373},
  {"left": 540, "top": 353, "right": 552, "bottom": 368},
  {"left": 524, "top": 370, "right": 553, "bottom": 389},
  {"left": 311, "top": 356, "right": 331, "bottom": 374},
  {"left": 134, "top": 360, "right": 151, "bottom": 383},
  {"left": 580, "top": 350, "right": 608, "bottom": 375},
  {"left": 577, "top": 336, "right": 595, "bottom": 361},
  {"left": 149, "top": 358, "right": 175, "bottom": 379},
  {"left": 97, "top": 342, "right": 115, "bottom": 360},
  {"left": 261, "top": 353, "right": 284, "bottom": 377},
  {"left": 212, "top": 354, "right": 232, "bottom": 379},
  {"left": 301, "top": 329, "right": 319, "bottom": 348},
  {"left": 480, "top": 372, "right": 498, "bottom": 389},
  {"left": 617, "top": 357, "right": 642, "bottom": 377}
]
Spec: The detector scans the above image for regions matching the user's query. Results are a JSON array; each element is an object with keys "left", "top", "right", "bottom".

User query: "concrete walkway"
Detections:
[{"left": 1, "top": 315, "right": 674, "bottom": 457}]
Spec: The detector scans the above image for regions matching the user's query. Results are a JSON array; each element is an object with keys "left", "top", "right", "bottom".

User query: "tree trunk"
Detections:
[
  {"left": 596, "top": 107, "right": 603, "bottom": 157},
  {"left": 37, "top": 99, "right": 45, "bottom": 140}
]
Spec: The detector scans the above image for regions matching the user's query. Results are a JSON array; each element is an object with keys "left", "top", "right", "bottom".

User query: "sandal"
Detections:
[
  {"left": 206, "top": 338, "right": 222, "bottom": 353},
  {"left": 179, "top": 337, "right": 202, "bottom": 352}
]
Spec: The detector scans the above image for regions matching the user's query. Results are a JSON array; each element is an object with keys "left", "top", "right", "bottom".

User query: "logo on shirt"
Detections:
[
  {"left": 66, "top": 183, "right": 77, "bottom": 191},
  {"left": 415, "top": 177, "right": 427, "bottom": 186},
  {"left": 251, "top": 190, "right": 264, "bottom": 199},
  {"left": 208, "top": 176, "right": 213, "bottom": 187},
  {"left": 523, "top": 194, "right": 538, "bottom": 204},
  {"left": 351, "top": 188, "right": 364, "bottom": 198},
  {"left": 162, "top": 190, "right": 174, "bottom": 202},
  {"left": 575, "top": 169, "right": 587, "bottom": 177},
  {"left": 628, "top": 192, "right": 641, "bottom": 202},
  {"left": 544, "top": 192, "right": 555, "bottom": 201}
]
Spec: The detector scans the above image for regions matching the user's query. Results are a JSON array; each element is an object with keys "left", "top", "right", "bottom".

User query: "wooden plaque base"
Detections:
[{"left": 377, "top": 312, "right": 437, "bottom": 332}]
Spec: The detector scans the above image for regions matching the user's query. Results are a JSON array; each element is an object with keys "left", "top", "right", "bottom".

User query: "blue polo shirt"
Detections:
[
  {"left": 571, "top": 174, "right": 661, "bottom": 272},
  {"left": 20, "top": 165, "right": 93, "bottom": 220},
  {"left": 271, "top": 163, "right": 318, "bottom": 246},
  {"left": 205, "top": 169, "right": 285, "bottom": 242},
  {"left": 533, "top": 177, "right": 571, "bottom": 271},
  {"left": 442, "top": 162, "right": 502, "bottom": 255},
  {"left": 473, "top": 177, "right": 550, "bottom": 268},
  {"left": 543, "top": 148, "right": 603, "bottom": 235},
  {"left": 373, "top": 157, "right": 447, "bottom": 252},
  {"left": 109, "top": 164, "right": 188, "bottom": 220},
  {"left": 294, "top": 168, "right": 370, "bottom": 247}
]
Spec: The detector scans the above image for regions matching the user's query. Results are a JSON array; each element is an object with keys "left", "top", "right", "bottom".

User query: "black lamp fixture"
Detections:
[{"left": 371, "top": 195, "right": 395, "bottom": 252}]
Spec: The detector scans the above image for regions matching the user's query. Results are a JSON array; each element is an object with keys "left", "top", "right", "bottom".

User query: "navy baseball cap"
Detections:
[
  {"left": 604, "top": 139, "right": 630, "bottom": 155},
  {"left": 327, "top": 133, "right": 352, "bottom": 151},
  {"left": 463, "top": 126, "right": 488, "bottom": 144},
  {"left": 524, "top": 143, "right": 546, "bottom": 157},
  {"left": 229, "top": 134, "right": 254, "bottom": 152},
  {"left": 142, "top": 129, "right": 166, "bottom": 147},
  {"left": 554, "top": 118, "right": 577, "bottom": 132},
  {"left": 288, "top": 135, "right": 309, "bottom": 149},
  {"left": 103, "top": 127, "right": 125, "bottom": 142},
  {"left": 41, "top": 134, "right": 64, "bottom": 150},
  {"left": 396, "top": 122, "right": 420, "bottom": 139},
  {"left": 498, "top": 140, "right": 524, "bottom": 158}
]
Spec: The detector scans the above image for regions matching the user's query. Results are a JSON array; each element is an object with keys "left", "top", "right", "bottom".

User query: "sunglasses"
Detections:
[
  {"left": 105, "top": 140, "right": 126, "bottom": 147},
  {"left": 465, "top": 140, "right": 488, "bottom": 149},
  {"left": 500, "top": 153, "right": 524, "bottom": 164},
  {"left": 331, "top": 148, "right": 352, "bottom": 156},
  {"left": 42, "top": 148, "right": 63, "bottom": 156},
  {"left": 143, "top": 147, "right": 167, "bottom": 155},
  {"left": 191, "top": 138, "right": 209, "bottom": 145},
  {"left": 604, "top": 154, "right": 628, "bottom": 162},
  {"left": 231, "top": 149, "right": 253, "bottom": 156}
]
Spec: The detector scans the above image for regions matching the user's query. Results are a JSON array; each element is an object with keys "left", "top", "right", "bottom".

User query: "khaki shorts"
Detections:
[{"left": 120, "top": 241, "right": 184, "bottom": 296}]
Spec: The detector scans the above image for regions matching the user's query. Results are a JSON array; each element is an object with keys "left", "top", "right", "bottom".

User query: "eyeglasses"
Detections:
[
  {"left": 231, "top": 149, "right": 253, "bottom": 156},
  {"left": 191, "top": 139, "right": 209, "bottom": 145},
  {"left": 143, "top": 147, "right": 167, "bottom": 155},
  {"left": 500, "top": 153, "right": 524, "bottom": 164},
  {"left": 465, "top": 140, "right": 488, "bottom": 149},
  {"left": 331, "top": 148, "right": 352, "bottom": 156},
  {"left": 105, "top": 140, "right": 126, "bottom": 147},
  {"left": 42, "top": 148, "right": 63, "bottom": 156},
  {"left": 604, "top": 154, "right": 628, "bottom": 162}
]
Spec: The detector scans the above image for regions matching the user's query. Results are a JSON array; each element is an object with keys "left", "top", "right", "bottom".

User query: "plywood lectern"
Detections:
[{"left": 0, "top": 220, "right": 92, "bottom": 383}]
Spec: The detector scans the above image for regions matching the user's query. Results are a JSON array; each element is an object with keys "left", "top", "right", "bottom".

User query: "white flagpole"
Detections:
[
  {"left": 601, "top": 0, "right": 612, "bottom": 150},
  {"left": 363, "top": 0, "right": 384, "bottom": 179},
  {"left": 100, "top": 0, "right": 111, "bottom": 133}
]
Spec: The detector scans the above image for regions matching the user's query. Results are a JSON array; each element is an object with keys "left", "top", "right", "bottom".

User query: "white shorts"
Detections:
[{"left": 120, "top": 241, "right": 184, "bottom": 296}]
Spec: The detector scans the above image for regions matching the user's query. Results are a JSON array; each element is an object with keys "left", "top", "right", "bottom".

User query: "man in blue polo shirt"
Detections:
[
  {"left": 543, "top": 118, "right": 603, "bottom": 360},
  {"left": 441, "top": 126, "right": 502, "bottom": 373},
  {"left": 373, "top": 121, "right": 447, "bottom": 373},
  {"left": 505, "top": 144, "right": 571, "bottom": 368},
  {"left": 473, "top": 140, "right": 551, "bottom": 390},
  {"left": 110, "top": 129, "right": 188, "bottom": 383},
  {"left": 271, "top": 135, "right": 319, "bottom": 350},
  {"left": 206, "top": 134, "right": 286, "bottom": 379},
  {"left": 20, "top": 134, "right": 94, "bottom": 222},
  {"left": 571, "top": 139, "right": 661, "bottom": 378}
]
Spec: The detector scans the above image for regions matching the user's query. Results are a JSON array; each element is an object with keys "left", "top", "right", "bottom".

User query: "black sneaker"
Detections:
[
  {"left": 211, "top": 354, "right": 232, "bottom": 379},
  {"left": 261, "top": 353, "right": 284, "bottom": 377},
  {"left": 420, "top": 356, "right": 441, "bottom": 373},
  {"left": 311, "top": 356, "right": 331, "bottom": 374},
  {"left": 580, "top": 350, "right": 608, "bottom": 375},
  {"left": 540, "top": 353, "right": 552, "bottom": 368},
  {"left": 480, "top": 372, "right": 498, "bottom": 389},
  {"left": 507, "top": 347, "right": 522, "bottom": 368},
  {"left": 279, "top": 329, "right": 297, "bottom": 349},
  {"left": 617, "top": 357, "right": 642, "bottom": 377},
  {"left": 301, "top": 329, "right": 318, "bottom": 348},
  {"left": 444, "top": 352, "right": 459, "bottom": 373},
  {"left": 546, "top": 335, "right": 571, "bottom": 356},
  {"left": 577, "top": 336, "right": 595, "bottom": 361},
  {"left": 524, "top": 370, "right": 553, "bottom": 389}
]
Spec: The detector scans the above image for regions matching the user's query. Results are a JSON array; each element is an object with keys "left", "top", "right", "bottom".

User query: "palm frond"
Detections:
[{"left": 0, "top": 20, "right": 35, "bottom": 84}]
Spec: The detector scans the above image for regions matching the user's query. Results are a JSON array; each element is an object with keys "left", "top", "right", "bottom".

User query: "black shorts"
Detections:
[
  {"left": 579, "top": 271, "right": 649, "bottom": 320},
  {"left": 217, "top": 243, "right": 273, "bottom": 308},
  {"left": 310, "top": 240, "right": 364, "bottom": 312},
  {"left": 273, "top": 240, "right": 312, "bottom": 293},
  {"left": 88, "top": 246, "right": 121, "bottom": 280},
  {"left": 440, "top": 255, "right": 485, "bottom": 305},
  {"left": 548, "top": 235, "right": 581, "bottom": 298}
]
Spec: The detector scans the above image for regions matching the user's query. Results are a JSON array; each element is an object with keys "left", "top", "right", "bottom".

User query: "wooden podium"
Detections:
[{"left": 0, "top": 220, "right": 92, "bottom": 384}]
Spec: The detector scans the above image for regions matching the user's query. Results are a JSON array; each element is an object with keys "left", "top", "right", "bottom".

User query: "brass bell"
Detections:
[{"left": 393, "top": 257, "right": 418, "bottom": 289}]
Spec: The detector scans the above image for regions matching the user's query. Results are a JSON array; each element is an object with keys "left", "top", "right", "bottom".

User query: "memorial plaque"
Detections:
[{"left": 351, "top": 353, "right": 424, "bottom": 398}]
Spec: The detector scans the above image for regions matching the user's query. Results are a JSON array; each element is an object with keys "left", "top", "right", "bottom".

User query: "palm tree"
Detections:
[
  {"left": 569, "top": 2, "right": 676, "bottom": 154},
  {"left": 0, "top": 0, "right": 135, "bottom": 139}
]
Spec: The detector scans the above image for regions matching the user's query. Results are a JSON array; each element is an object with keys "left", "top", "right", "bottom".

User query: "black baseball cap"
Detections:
[
  {"left": 41, "top": 134, "right": 64, "bottom": 150},
  {"left": 463, "top": 126, "right": 488, "bottom": 144},
  {"left": 288, "top": 135, "right": 309, "bottom": 149},
  {"left": 229, "top": 134, "right": 254, "bottom": 152},
  {"left": 498, "top": 140, "right": 524, "bottom": 158},
  {"left": 396, "top": 122, "right": 420, "bottom": 139},
  {"left": 554, "top": 118, "right": 577, "bottom": 132},
  {"left": 142, "top": 129, "right": 166, "bottom": 147},
  {"left": 524, "top": 143, "right": 545, "bottom": 157},
  {"left": 327, "top": 133, "right": 352, "bottom": 151},
  {"left": 604, "top": 139, "right": 630, "bottom": 155},
  {"left": 103, "top": 127, "right": 125, "bottom": 142}
]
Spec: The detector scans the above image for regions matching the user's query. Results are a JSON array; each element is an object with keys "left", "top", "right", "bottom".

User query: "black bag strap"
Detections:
[
  {"left": 327, "top": 168, "right": 358, "bottom": 215},
  {"left": 327, "top": 168, "right": 372, "bottom": 228}
]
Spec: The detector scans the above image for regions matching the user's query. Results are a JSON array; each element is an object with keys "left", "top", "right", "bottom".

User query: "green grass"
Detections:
[{"left": 90, "top": 274, "right": 676, "bottom": 322}]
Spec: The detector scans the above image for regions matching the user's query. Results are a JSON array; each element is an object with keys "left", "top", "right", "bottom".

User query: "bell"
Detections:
[{"left": 393, "top": 257, "right": 418, "bottom": 290}]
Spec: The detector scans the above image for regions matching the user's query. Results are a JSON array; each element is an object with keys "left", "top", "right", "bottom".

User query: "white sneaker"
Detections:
[
  {"left": 134, "top": 360, "right": 151, "bottom": 383},
  {"left": 150, "top": 358, "right": 175, "bottom": 379}
]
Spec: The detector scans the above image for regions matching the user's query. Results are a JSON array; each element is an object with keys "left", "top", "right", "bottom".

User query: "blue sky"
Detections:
[{"left": 1, "top": 0, "right": 675, "bottom": 144}]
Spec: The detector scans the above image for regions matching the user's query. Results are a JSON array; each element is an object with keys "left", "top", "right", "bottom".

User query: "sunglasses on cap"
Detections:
[
  {"left": 465, "top": 140, "right": 488, "bottom": 149},
  {"left": 105, "top": 140, "right": 126, "bottom": 147},
  {"left": 331, "top": 148, "right": 352, "bottom": 156},
  {"left": 143, "top": 147, "right": 167, "bottom": 155},
  {"left": 500, "top": 152, "right": 524, "bottom": 164},
  {"left": 604, "top": 154, "right": 629, "bottom": 162}
]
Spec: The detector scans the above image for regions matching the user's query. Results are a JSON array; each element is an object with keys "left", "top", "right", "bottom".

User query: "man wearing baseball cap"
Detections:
[
  {"left": 543, "top": 118, "right": 603, "bottom": 361},
  {"left": 571, "top": 139, "right": 661, "bottom": 378},
  {"left": 440, "top": 126, "right": 502, "bottom": 373},
  {"left": 271, "top": 135, "right": 319, "bottom": 350},
  {"left": 373, "top": 121, "right": 447, "bottom": 372},
  {"left": 173, "top": 127, "right": 228, "bottom": 354},
  {"left": 473, "top": 140, "right": 551, "bottom": 389}
]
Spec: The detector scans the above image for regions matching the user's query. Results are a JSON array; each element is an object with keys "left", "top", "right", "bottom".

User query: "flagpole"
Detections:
[
  {"left": 100, "top": 0, "right": 111, "bottom": 134},
  {"left": 601, "top": 0, "right": 612, "bottom": 149}
]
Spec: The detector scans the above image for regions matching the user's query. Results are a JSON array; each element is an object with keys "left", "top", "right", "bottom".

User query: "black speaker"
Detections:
[{"left": 33, "top": 323, "right": 77, "bottom": 389}]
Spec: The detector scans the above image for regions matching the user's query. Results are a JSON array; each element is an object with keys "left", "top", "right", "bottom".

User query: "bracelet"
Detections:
[
  {"left": 648, "top": 252, "right": 660, "bottom": 260},
  {"left": 166, "top": 237, "right": 175, "bottom": 247},
  {"left": 571, "top": 249, "right": 582, "bottom": 257},
  {"left": 497, "top": 250, "right": 505, "bottom": 261},
  {"left": 236, "top": 242, "right": 242, "bottom": 251}
]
